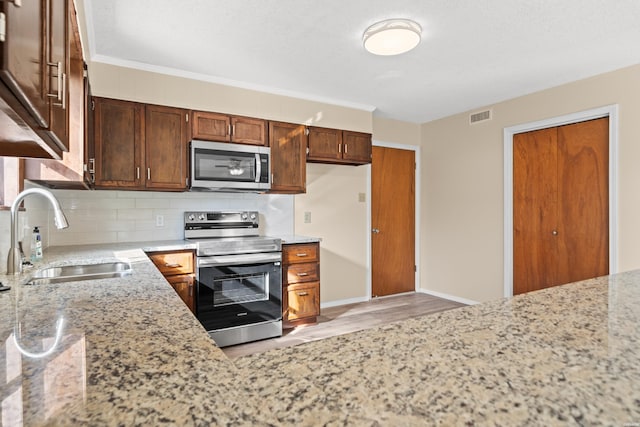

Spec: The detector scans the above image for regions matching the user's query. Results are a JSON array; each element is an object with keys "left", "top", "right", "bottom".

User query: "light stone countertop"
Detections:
[{"left": 0, "top": 241, "right": 639, "bottom": 426}]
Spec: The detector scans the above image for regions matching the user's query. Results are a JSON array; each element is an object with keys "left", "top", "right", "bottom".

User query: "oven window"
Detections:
[
  {"left": 194, "top": 149, "right": 257, "bottom": 182},
  {"left": 213, "top": 272, "right": 269, "bottom": 307}
]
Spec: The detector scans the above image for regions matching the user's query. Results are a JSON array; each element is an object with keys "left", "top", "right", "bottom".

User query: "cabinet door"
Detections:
[
  {"left": 284, "top": 262, "right": 319, "bottom": 284},
  {"left": 167, "top": 274, "right": 195, "bottom": 313},
  {"left": 0, "top": 0, "right": 49, "bottom": 127},
  {"left": 283, "top": 243, "right": 319, "bottom": 264},
  {"left": 286, "top": 282, "right": 320, "bottom": 321},
  {"left": 343, "top": 131, "right": 372, "bottom": 164},
  {"left": 47, "top": 0, "right": 70, "bottom": 151},
  {"left": 231, "top": 116, "right": 267, "bottom": 146},
  {"left": 307, "top": 126, "right": 343, "bottom": 162},
  {"left": 191, "top": 111, "right": 230, "bottom": 142},
  {"left": 93, "top": 97, "right": 144, "bottom": 188},
  {"left": 145, "top": 105, "right": 188, "bottom": 190},
  {"left": 269, "top": 121, "right": 306, "bottom": 193},
  {"left": 148, "top": 251, "right": 194, "bottom": 276}
]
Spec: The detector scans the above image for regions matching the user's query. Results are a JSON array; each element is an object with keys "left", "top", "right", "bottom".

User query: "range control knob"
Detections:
[
  {"left": 250, "top": 213, "right": 257, "bottom": 220},
  {"left": 241, "top": 212, "right": 248, "bottom": 220},
  {"left": 198, "top": 213, "right": 206, "bottom": 221},
  {"left": 187, "top": 214, "right": 195, "bottom": 221}
]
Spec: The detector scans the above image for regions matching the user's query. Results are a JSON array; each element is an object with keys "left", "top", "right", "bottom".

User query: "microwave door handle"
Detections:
[{"left": 255, "top": 153, "right": 261, "bottom": 183}]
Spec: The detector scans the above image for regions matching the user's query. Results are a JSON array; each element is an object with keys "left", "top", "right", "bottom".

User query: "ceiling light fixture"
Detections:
[{"left": 363, "top": 18, "right": 422, "bottom": 56}]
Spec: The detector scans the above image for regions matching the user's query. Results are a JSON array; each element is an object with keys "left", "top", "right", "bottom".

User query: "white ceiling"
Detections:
[{"left": 83, "top": 0, "right": 640, "bottom": 123}]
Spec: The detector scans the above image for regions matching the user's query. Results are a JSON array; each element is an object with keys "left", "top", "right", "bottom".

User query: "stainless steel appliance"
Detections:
[
  {"left": 185, "top": 211, "right": 282, "bottom": 347},
  {"left": 190, "top": 140, "right": 270, "bottom": 192}
]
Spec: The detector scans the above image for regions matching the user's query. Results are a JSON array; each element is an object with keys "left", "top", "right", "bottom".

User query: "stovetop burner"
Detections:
[{"left": 184, "top": 211, "right": 281, "bottom": 256}]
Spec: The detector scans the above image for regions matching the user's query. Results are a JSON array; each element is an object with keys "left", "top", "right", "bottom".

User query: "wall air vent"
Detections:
[{"left": 470, "top": 109, "right": 492, "bottom": 124}]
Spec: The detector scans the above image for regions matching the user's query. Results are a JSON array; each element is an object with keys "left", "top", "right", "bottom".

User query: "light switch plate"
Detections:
[
  {"left": 156, "top": 215, "right": 164, "bottom": 227},
  {"left": 304, "top": 212, "right": 311, "bottom": 223},
  {"left": 358, "top": 193, "right": 366, "bottom": 202}
]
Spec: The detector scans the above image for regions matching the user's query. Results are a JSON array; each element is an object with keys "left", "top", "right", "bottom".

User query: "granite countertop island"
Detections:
[{"left": 1, "top": 241, "right": 639, "bottom": 426}]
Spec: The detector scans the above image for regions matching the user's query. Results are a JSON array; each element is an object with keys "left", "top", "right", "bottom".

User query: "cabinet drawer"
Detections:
[
  {"left": 284, "top": 262, "right": 319, "bottom": 284},
  {"left": 148, "top": 251, "right": 194, "bottom": 275},
  {"left": 286, "top": 282, "right": 320, "bottom": 321},
  {"left": 283, "top": 243, "right": 319, "bottom": 264}
]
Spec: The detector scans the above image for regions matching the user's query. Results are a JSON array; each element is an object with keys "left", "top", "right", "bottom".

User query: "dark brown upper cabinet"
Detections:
[
  {"left": 191, "top": 110, "right": 267, "bottom": 146},
  {"left": 93, "top": 98, "right": 189, "bottom": 191},
  {"left": 307, "top": 126, "right": 372, "bottom": 165},
  {"left": 268, "top": 121, "right": 307, "bottom": 194},
  {"left": 0, "top": 0, "right": 72, "bottom": 159}
]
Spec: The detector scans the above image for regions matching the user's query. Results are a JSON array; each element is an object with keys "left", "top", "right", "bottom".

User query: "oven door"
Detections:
[{"left": 196, "top": 252, "right": 282, "bottom": 332}]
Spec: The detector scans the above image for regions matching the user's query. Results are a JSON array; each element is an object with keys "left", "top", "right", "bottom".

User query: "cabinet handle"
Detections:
[
  {"left": 46, "top": 61, "right": 62, "bottom": 102},
  {"left": 88, "top": 158, "right": 95, "bottom": 174},
  {"left": 165, "top": 263, "right": 182, "bottom": 268},
  {"left": 232, "top": 124, "right": 235, "bottom": 135},
  {"left": 344, "top": 143, "right": 348, "bottom": 154},
  {"left": 228, "top": 124, "right": 232, "bottom": 136},
  {"left": 136, "top": 167, "right": 140, "bottom": 180},
  {"left": 189, "top": 284, "right": 193, "bottom": 297},
  {"left": 296, "top": 253, "right": 308, "bottom": 257},
  {"left": 338, "top": 143, "right": 342, "bottom": 154},
  {"left": 297, "top": 292, "right": 309, "bottom": 296},
  {"left": 297, "top": 272, "right": 309, "bottom": 277},
  {"left": 147, "top": 168, "right": 151, "bottom": 180}
]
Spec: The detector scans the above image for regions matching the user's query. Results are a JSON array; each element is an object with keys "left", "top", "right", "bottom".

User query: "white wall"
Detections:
[
  {"left": 421, "top": 64, "right": 640, "bottom": 303},
  {"left": 294, "top": 164, "right": 369, "bottom": 304}
]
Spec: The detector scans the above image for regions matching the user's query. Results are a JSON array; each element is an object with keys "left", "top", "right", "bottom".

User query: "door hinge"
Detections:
[
  {"left": 305, "top": 127, "right": 310, "bottom": 136},
  {"left": 0, "top": 13, "right": 6, "bottom": 42},
  {"left": 306, "top": 147, "right": 310, "bottom": 155},
  {"left": 9, "top": 0, "right": 22, "bottom": 7},
  {"left": 91, "top": 99, "right": 95, "bottom": 111}
]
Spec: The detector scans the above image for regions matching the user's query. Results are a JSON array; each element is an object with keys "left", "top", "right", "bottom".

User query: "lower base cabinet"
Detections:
[
  {"left": 147, "top": 250, "right": 195, "bottom": 313},
  {"left": 282, "top": 242, "right": 320, "bottom": 327}
]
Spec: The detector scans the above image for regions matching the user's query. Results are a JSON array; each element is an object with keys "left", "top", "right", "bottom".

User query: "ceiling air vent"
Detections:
[{"left": 470, "top": 109, "right": 492, "bottom": 124}]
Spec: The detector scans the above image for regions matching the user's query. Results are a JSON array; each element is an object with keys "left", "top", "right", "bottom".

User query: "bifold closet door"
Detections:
[{"left": 513, "top": 117, "right": 608, "bottom": 295}]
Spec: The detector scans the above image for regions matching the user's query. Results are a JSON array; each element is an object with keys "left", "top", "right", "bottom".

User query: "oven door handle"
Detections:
[{"left": 197, "top": 252, "right": 281, "bottom": 267}]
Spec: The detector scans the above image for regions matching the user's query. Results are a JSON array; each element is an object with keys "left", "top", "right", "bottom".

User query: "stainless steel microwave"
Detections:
[{"left": 190, "top": 140, "right": 270, "bottom": 192}]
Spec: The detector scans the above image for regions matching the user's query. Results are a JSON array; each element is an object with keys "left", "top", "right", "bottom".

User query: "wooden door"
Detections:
[
  {"left": 93, "top": 97, "right": 144, "bottom": 189},
  {"left": 307, "top": 126, "right": 342, "bottom": 162},
  {"left": 48, "top": 0, "right": 69, "bottom": 150},
  {"left": 343, "top": 131, "right": 372, "bottom": 164},
  {"left": 167, "top": 274, "right": 195, "bottom": 313},
  {"left": 191, "top": 111, "right": 230, "bottom": 142},
  {"left": 268, "top": 121, "right": 307, "bottom": 193},
  {"left": 371, "top": 146, "right": 415, "bottom": 297},
  {"left": 0, "top": 0, "right": 49, "bottom": 127},
  {"left": 513, "top": 117, "right": 608, "bottom": 294},
  {"left": 145, "top": 105, "right": 188, "bottom": 190},
  {"left": 231, "top": 116, "right": 267, "bottom": 146}
]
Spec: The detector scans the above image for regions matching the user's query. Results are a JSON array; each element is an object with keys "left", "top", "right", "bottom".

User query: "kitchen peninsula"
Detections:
[{"left": 0, "top": 242, "right": 638, "bottom": 425}]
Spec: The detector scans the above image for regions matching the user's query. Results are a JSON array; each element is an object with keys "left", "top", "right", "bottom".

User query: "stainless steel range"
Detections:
[{"left": 185, "top": 211, "right": 282, "bottom": 347}]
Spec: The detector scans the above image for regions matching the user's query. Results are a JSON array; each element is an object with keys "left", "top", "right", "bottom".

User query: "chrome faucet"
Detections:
[{"left": 7, "top": 188, "right": 69, "bottom": 275}]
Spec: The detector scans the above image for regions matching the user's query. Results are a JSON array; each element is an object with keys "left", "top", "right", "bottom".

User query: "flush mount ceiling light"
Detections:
[{"left": 363, "top": 18, "right": 422, "bottom": 56}]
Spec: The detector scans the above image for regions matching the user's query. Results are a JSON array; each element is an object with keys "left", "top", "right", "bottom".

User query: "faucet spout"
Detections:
[{"left": 7, "top": 188, "right": 69, "bottom": 275}]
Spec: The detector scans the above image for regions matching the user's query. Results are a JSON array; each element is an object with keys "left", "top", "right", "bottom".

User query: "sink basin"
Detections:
[{"left": 28, "top": 262, "right": 132, "bottom": 285}]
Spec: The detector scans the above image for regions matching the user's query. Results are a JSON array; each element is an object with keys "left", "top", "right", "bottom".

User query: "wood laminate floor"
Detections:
[{"left": 222, "top": 292, "right": 466, "bottom": 359}]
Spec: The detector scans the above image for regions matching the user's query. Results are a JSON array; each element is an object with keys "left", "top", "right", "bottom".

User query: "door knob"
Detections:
[
  {"left": 552, "top": 230, "right": 558, "bottom": 235},
  {"left": 372, "top": 228, "right": 380, "bottom": 234}
]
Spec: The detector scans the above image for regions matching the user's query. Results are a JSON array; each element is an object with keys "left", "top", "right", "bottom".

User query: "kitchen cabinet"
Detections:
[
  {"left": 307, "top": 127, "right": 372, "bottom": 165},
  {"left": 191, "top": 110, "right": 267, "bottom": 146},
  {"left": 268, "top": 121, "right": 307, "bottom": 194},
  {"left": 282, "top": 242, "right": 320, "bottom": 327},
  {"left": 24, "top": 5, "right": 92, "bottom": 189},
  {"left": 147, "top": 250, "right": 196, "bottom": 313},
  {"left": 93, "top": 97, "right": 188, "bottom": 191},
  {"left": 0, "top": 0, "right": 72, "bottom": 159}
]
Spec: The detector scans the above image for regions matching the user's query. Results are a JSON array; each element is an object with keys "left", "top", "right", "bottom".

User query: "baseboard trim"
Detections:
[
  {"left": 320, "top": 296, "right": 369, "bottom": 309},
  {"left": 417, "top": 288, "right": 480, "bottom": 306}
]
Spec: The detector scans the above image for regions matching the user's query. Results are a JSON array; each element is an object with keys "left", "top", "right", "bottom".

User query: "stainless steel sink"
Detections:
[{"left": 28, "top": 262, "right": 132, "bottom": 285}]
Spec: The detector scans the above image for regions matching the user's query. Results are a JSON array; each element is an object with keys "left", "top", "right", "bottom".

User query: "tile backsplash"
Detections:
[{"left": 0, "top": 184, "right": 294, "bottom": 272}]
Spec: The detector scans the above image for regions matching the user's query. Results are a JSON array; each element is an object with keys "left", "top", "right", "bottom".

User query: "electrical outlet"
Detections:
[
  {"left": 156, "top": 215, "right": 164, "bottom": 227},
  {"left": 304, "top": 212, "right": 311, "bottom": 223},
  {"left": 358, "top": 193, "right": 366, "bottom": 202}
]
